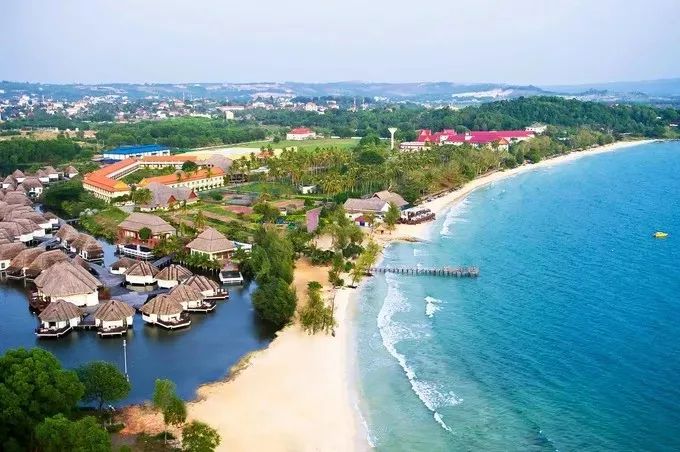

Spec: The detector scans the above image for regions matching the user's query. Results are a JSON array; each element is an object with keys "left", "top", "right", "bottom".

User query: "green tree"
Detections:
[
  {"left": 0, "top": 348, "right": 84, "bottom": 450},
  {"left": 77, "top": 361, "right": 131, "bottom": 412},
  {"left": 182, "top": 160, "right": 199, "bottom": 172},
  {"left": 299, "top": 281, "right": 336, "bottom": 335},
  {"left": 138, "top": 227, "right": 152, "bottom": 241},
  {"left": 384, "top": 202, "right": 400, "bottom": 230},
  {"left": 163, "top": 396, "right": 187, "bottom": 437},
  {"left": 252, "top": 278, "right": 297, "bottom": 329},
  {"left": 194, "top": 211, "right": 206, "bottom": 230},
  {"left": 182, "top": 421, "right": 221, "bottom": 452},
  {"left": 131, "top": 188, "right": 152, "bottom": 205},
  {"left": 253, "top": 201, "right": 280, "bottom": 223},
  {"left": 152, "top": 379, "right": 176, "bottom": 413},
  {"left": 35, "top": 414, "right": 111, "bottom": 452}
]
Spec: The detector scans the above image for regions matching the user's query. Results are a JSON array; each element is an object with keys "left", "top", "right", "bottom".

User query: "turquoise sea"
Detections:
[{"left": 356, "top": 141, "right": 680, "bottom": 451}]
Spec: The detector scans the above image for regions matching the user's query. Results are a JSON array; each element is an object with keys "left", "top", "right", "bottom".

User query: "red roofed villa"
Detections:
[
  {"left": 400, "top": 129, "right": 535, "bottom": 151},
  {"left": 286, "top": 127, "right": 317, "bottom": 141}
]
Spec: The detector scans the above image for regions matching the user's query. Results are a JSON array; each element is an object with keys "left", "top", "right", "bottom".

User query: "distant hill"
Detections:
[{"left": 545, "top": 78, "right": 680, "bottom": 97}]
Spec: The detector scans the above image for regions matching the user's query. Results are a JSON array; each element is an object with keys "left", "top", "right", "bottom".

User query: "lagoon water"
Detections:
[
  {"left": 357, "top": 141, "right": 680, "bottom": 451},
  {"left": 0, "top": 243, "right": 272, "bottom": 403}
]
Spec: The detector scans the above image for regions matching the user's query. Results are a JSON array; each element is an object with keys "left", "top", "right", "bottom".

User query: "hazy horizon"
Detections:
[{"left": 4, "top": 0, "right": 680, "bottom": 86}]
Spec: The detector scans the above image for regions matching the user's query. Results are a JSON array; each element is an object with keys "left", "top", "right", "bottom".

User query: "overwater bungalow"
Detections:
[
  {"left": 186, "top": 227, "right": 237, "bottom": 260},
  {"left": 36, "top": 170, "right": 51, "bottom": 184},
  {"left": 125, "top": 261, "right": 159, "bottom": 285},
  {"left": 0, "top": 221, "right": 34, "bottom": 243},
  {"left": 2, "top": 175, "right": 16, "bottom": 189},
  {"left": 110, "top": 256, "right": 137, "bottom": 275},
  {"left": 4, "top": 210, "right": 52, "bottom": 232},
  {"left": 24, "top": 249, "right": 69, "bottom": 280},
  {"left": 140, "top": 294, "right": 191, "bottom": 329},
  {"left": 13, "top": 218, "right": 45, "bottom": 238},
  {"left": 156, "top": 264, "right": 193, "bottom": 289},
  {"left": 117, "top": 212, "right": 176, "bottom": 252},
  {"left": 55, "top": 224, "right": 80, "bottom": 249},
  {"left": 43, "top": 166, "right": 60, "bottom": 181},
  {"left": 72, "top": 255, "right": 91, "bottom": 271},
  {"left": 22, "top": 177, "right": 44, "bottom": 197},
  {"left": 35, "top": 299, "right": 83, "bottom": 338},
  {"left": 5, "top": 247, "right": 44, "bottom": 278},
  {"left": 0, "top": 242, "right": 27, "bottom": 272},
  {"left": 12, "top": 169, "right": 26, "bottom": 184},
  {"left": 219, "top": 262, "right": 244, "bottom": 285},
  {"left": 93, "top": 299, "right": 135, "bottom": 337},
  {"left": 43, "top": 212, "right": 60, "bottom": 229},
  {"left": 0, "top": 230, "right": 12, "bottom": 245},
  {"left": 63, "top": 165, "right": 79, "bottom": 179},
  {"left": 184, "top": 274, "right": 229, "bottom": 300},
  {"left": 34, "top": 260, "right": 102, "bottom": 307},
  {"left": 168, "top": 283, "right": 216, "bottom": 312},
  {"left": 79, "top": 236, "right": 104, "bottom": 261}
]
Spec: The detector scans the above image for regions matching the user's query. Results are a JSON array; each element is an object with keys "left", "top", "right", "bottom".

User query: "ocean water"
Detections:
[{"left": 356, "top": 141, "right": 680, "bottom": 451}]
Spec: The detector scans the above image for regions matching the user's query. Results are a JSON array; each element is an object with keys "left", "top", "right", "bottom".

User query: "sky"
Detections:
[{"left": 3, "top": 0, "right": 680, "bottom": 86}]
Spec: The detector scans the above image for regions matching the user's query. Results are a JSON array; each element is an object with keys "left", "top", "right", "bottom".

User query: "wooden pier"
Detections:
[{"left": 369, "top": 266, "right": 480, "bottom": 278}]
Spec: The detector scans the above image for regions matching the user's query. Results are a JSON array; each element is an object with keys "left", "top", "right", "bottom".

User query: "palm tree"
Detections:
[{"left": 194, "top": 211, "right": 206, "bottom": 230}]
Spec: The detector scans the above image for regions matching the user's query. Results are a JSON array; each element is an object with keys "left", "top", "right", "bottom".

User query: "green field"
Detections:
[{"left": 240, "top": 138, "right": 359, "bottom": 150}]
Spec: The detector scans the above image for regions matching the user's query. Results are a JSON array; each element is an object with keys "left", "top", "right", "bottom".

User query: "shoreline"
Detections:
[{"left": 176, "top": 139, "right": 657, "bottom": 451}]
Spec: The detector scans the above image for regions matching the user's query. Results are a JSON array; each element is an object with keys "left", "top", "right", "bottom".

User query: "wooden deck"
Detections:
[{"left": 369, "top": 266, "right": 480, "bottom": 277}]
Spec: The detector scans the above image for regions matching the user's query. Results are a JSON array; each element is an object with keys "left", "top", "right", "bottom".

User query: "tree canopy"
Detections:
[
  {"left": 35, "top": 414, "right": 111, "bottom": 452},
  {"left": 182, "top": 420, "right": 221, "bottom": 452},
  {"left": 77, "top": 361, "right": 131, "bottom": 411}
]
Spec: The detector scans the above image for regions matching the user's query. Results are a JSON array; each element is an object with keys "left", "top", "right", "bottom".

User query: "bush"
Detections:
[{"left": 252, "top": 278, "right": 297, "bottom": 329}]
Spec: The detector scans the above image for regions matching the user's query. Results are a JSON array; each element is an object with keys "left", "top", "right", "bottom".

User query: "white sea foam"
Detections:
[
  {"left": 377, "top": 274, "right": 461, "bottom": 434},
  {"left": 440, "top": 199, "right": 470, "bottom": 236},
  {"left": 354, "top": 400, "right": 376, "bottom": 448},
  {"left": 413, "top": 248, "right": 426, "bottom": 257},
  {"left": 425, "top": 296, "right": 443, "bottom": 318}
]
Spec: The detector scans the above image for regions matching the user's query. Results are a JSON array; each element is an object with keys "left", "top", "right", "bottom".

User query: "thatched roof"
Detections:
[
  {"left": 70, "top": 233, "right": 90, "bottom": 251},
  {"left": 56, "top": 224, "right": 80, "bottom": 243},
  {"left": 43, "top": 166, "right": 58, "bottom": 175},
  {"left": 343, "top": 198, "right": 388, "bottom": 213},
  {"left": 12, "top": 169, "right": 25, "bottom": 178},
  {"left": 9, "top": 247, "right": 44, "bottom": 269},
  {"left": 43, "top": 211, "right": 58, "bottom": 220},
  {"left": 12, "top": 218, "right": 41, "bottom": 234},
  {"left": 184, "top": 275, "right": 219, "bottom": 292},
  {"left": 144, "top": 182, "right": 196, "bottom": 209},
  {"left": 373, "top": 191, "right": 408, "bottom": 208},
  {"left": 0, "top": 231, "right": 12, "bottom": 245},
  {"left": 156, "top": 264, "right": 192, "bottom": 282},
  {"left": 126, "top": 261, "right": 159, "bottom": 277},
  {"left": 38, "top": 300, "right": 83, "bottom": 322},
  {"left": 0, "top": 242, "right": 26, "bottom": 260},
  {"left": 64, "top": 165, "right": 78, "bottom": 174},
  {"left": 26, "top": 249, "right": 69, "bottom": 273},
  {"left": 94, "top": 299, "right": 135, "bottom": 322},
  {"left": 168, "top": 283, "right": 204, "bottom": 303},
  {"left": 118, "top": 212, "right": 175, "bottom": 235},
  {"left": 22, "top": 177, "right": 43, "bottom": 190},
  {"left": 3, "top": 175, "right": 16, "bottom": 185},
  {"left": 0, "top": 222, "right": 21, "bottom": 238},
  {"left": 140, "top": 294, "right": 183, "bottom": 316},
  {"left": 81, "top": 237, "right": 103, "bottom": 254},
  {"left": 35, "top": 261, "right": 102, "bottom": 297},
  {"left": 4, "top": 210, "right": 48, "bottom": 225},
  {"left": 111, "top": 256, "right": 136, "bottom": 270},
  {"left": 4, "top": 191, "right": 31, "bottom": 206},
  {"left": 72, "top": 255, "right": 91, "bottom": 271},
  {"left": 187, "top": 227, "right": 235, "bottom": 253}
]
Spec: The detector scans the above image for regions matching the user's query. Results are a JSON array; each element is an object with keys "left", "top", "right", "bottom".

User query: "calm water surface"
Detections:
[{"left": 357, "top": 141, "right": 680, "bottom": 451}]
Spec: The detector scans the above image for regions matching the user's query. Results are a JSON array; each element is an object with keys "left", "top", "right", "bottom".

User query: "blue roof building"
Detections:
[{"left": 102, "top": 144, "right": 170, "bottom": 161}]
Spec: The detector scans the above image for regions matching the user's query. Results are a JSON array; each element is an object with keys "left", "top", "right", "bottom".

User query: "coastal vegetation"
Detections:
[
  {"left": 299, "top": 281, "right": 335, "bottom": 335},
  {"left": 77, "top": 361, "right": 132, "bottom": 412}
]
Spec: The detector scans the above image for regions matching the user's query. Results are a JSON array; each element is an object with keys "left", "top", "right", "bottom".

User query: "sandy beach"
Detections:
[{"left": 185, "top": 139, "right": 656, "bottom": 451}]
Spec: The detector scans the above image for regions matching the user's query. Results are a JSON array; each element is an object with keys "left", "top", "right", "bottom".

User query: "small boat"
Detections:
[{"left": 653, "top": 232, "right": 669, "bottom": 238}]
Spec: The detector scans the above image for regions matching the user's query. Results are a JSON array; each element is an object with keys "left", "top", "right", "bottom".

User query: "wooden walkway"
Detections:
[{"left": 370, "top": 266, "right": 480, "bottom": 278}]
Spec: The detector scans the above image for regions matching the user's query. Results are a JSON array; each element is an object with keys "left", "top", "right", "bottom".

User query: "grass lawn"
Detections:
[
  {"left": 240, "top": 138, "right": 359, "bottom": 150},
  {"left": 79, "top": 207, "right": 128, "bottom": 241},
  {"left": 233, "top": 181, "right": 297, "bottom": 196}
]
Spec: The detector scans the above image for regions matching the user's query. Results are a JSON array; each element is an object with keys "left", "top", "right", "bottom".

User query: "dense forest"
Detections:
[
  {"left": 246, "top": 97, "right": 680, "bottom": 139},
  {"left": 95, "top": 117, "right": 267, "bottom": 148},
  {"left": 0, "top": 138, "right": 93, "bottom": 174}
]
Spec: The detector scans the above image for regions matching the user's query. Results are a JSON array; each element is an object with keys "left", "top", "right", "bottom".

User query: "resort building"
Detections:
[
  {"left": 82, "top": 158, "right": 137, "bottom": 201},
  {"left": 117, "top": 212, "right": 176, "bottom": 249},
  {"left": 36, "top": 170, "right": 51, "bottom": 184},
  {"left": 156, "top": 264, "right": 193, "bottom": 289},
  {"left": 139, "top": 182, "right": 198, "bottom": 212},
  {"left": 286, "top": 127, "right": 317, "bottom": 140},
  {"left": 399, "top": 129, "right": 535, "bottom": 151},
  {"left": 2, "top": 175, "right": 16, "bottom": 189},
  {"left": 4, "top": 191, "right": 32, "bottom": 206},
  {"left": 63, "top": 166, "right": 79, "bottom": 179},
  {"left": 140, "top": 295, "right": 191, "bottom": 329},
  {"left": 343, "top": 198, "right": 390, "bottom": 221},
  {"left": 138, "top": 167, "right": 225, "bottom": 192},
  {"left": 372, "top": 190, "right": 408, "bottom": 210},
  {"left": 12, "top": 169, "right": 26, "bottom": 184},
  {"left": 102, "top": 144, "right": 170, "bottom": 161},
  {"left": 186, "top": 227, "right": 236, "bottom": 260},
  {"left": 219, "top": 262, "right": 244, "bottom": 285},
  {"left": 43, "top": 166, "right": 60, "bottom": 181},
  {"left": 124, "top": 261, "right": 159, "bottom": 285},
  {"left": 525, "top": 123, "right": 548, "bottom": 134},
  {"left": 93, "top": 300, "right": 135, "bottom": 337},
  {"left": 168, "top": 283, "right": 215, "bottom": 312},
  {"left": 0, "top": 242, "right": 26, "bottom": 272},
  {"left": 34, "top": 260, "right": 102, "bottom": 307},
  {"left": 36, "top": 300, "right": 83, "bottom": 338}
]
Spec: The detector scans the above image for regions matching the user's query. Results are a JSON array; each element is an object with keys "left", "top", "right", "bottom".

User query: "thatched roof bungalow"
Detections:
[
  {"left": 6, "top": 247, "right": 44, "bottom": 277},
  {"left": 186, "top": 227, "right": 236, "bottom": 260},
  {"left": 93, "top": 300, "right": 135, "bottom": 336},
  {"left": 117, "top": 212, "right": 176, "bottom": 249},
  {"left": 156, "top": 264, "right": 193, "bottom": 289},
  {"left": 35, "top": 260, "right": 102, "bottom": 306},
  {"left": 125, "top": 261, "right": 159, "bottom": 285},
  {"left": 168, "top": 283, "right": 215, "bottom": 312},
  {"left": 12, "top": 169, "right": 25, "bottom": 183},
  {"left": 4, "top": 191, "right": 31, "bottom": 206},
  {"left": 0, "top": 242, "right": 27, "bottom": 271},
  {"left": 184, "top": 274, "right": 227, "bottom": 299},
  {"left": 140, "top": 294, "right": 191, "bottom": 329},
  {"left": 56, "top": 224, "right": 80, "bottom": 247},
  {"left": 12, "top": 218, "right": 44, "bottom": 238},
  {"left": 2, "top": 175, "right": 16, "bottom": 189},
  {"left": 79, "top": 236, "right": 104, "bottom": 261},
  {"left": 24, "top": 249, "right": 69, "bottom": 279},
  {"left": 36, "top": 300, "right": 83, "bottom": 338}
]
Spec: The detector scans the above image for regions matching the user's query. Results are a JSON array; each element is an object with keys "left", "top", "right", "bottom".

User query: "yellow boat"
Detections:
[{"left": 654, "top": 232, "right": 669, "bottom": 238}]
